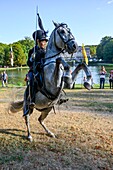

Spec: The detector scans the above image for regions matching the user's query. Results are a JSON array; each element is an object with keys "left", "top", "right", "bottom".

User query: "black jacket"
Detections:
[{"left": 27, "top": 46, "right": 46, "bottom": 68}]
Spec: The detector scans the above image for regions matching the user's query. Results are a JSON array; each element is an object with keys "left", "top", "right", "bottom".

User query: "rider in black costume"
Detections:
[{"left": 23, "top": 30, "right": 48, "bottom": 116}]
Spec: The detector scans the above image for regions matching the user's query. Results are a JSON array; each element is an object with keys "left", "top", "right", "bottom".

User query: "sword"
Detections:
[{"left": 33, "top": 6, "right": 38, "bottom": 74}]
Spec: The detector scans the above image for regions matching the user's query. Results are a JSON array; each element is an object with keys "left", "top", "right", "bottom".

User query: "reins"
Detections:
[{"left": 43, "top": 49, "right": 64, "bottom": 61}]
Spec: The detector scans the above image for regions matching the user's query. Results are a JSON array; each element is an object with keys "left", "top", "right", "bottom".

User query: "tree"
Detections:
[
  {"left": 0, "top": 43, "right": 8, "bottom": 66},
  {"left": 18, "top": 37, "right": 34, "bottom": 60},
  {"left": 90, "top": 45, "right": 97, "bottom": 56},
  {"left": 100, "top": 36, "right": 112, "bottom": 46},
  {"left": 96, "top": 44, "right": 103, "bottom": 60},
  {"left": 4, "top": 46, "right": 11, "bottom": 66},
  {"left": 12, "top": 43, "right": 26, "bottom": 66},
  {"left": 96, "top": 36, "right": 113, "bottom": 61},
  {"left": 103, "top": 40, "right": 113, "bottom": 62}
]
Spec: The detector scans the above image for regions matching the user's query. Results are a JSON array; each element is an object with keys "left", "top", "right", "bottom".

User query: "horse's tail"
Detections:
[{"left": 9, "top": 100, "right": 23, "bottom": 113}]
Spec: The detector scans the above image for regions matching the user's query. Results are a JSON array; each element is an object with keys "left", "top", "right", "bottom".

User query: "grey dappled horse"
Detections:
[{"left": 9, "top": 22, "right": 92, "bottom": 141}]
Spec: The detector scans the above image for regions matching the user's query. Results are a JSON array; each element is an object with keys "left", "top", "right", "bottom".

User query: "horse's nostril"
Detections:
[{"left": 73, "top": 44, "right": 76, "bottom": 49}]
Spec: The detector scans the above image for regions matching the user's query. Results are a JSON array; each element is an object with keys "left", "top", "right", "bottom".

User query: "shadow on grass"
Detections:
[
  {"left": 0, "top": 128, "right": 26, "bottom": 139},
  {"left": 0, "top": 128, "right": 47, "bottom": 140}
]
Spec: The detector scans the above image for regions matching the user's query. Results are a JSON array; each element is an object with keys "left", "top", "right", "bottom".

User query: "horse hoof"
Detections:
[
  {"left": 84, "top": 82, "right": 91, "bottom": 90},
  {"left": 48, "top": 132, "right": 56, "bottom": 138},
  {"left": 28, "top": 136, "right": 33, "bottom": 142}
]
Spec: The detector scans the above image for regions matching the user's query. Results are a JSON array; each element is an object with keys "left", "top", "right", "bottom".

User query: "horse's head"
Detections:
[{"left": 53, "top": 21, "right": 78, "bottom": 54}]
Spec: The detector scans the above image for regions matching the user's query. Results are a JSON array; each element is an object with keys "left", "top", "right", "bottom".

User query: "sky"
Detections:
[{"left": 0, "top": 0, "right": 113, "bottom": 46}]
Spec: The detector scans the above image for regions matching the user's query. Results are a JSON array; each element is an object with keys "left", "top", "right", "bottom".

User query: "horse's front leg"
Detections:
[
  {"left": 72, "top": 63, "right": 92, "bottom": 90},
  {"left": 38, "top": 108, "right": 55, "bottom": 138}
]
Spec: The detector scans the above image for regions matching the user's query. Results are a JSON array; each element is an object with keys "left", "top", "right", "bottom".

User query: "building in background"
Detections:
[
  {"left": 73, "top": 46, "right": 91, "bottom": 62},
  {"left": 64, "top": 46, "right": 91, "bottom": 64}
]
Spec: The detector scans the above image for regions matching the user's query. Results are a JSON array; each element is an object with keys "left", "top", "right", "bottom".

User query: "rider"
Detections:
[{"left": 23, "top": 29, "right": 48, "bottom": 116}]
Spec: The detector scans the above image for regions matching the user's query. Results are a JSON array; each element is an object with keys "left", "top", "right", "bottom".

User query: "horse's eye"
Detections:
[{"left": 60, "top": 30, "right": 65, "bottom": 34}]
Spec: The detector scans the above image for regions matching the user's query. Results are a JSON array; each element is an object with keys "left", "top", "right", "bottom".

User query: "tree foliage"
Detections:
[
  {"left": 0, "top": 43, "right": 8, "bottom": 66},
  {"left": 4, "top": 46, "right": 11, "bottom": 66},
  {"left": 18, "top": 37, "right": 34, "bottom": 59},
  {"left": 0, "top": 34, "right": 113, "bottom": 66},
  {"left": 103, "top": 40, "right": 113, "bottom": 62},
  {"left": 12, "top": 43, "right": 26, "bottom": 66},
  {"left": 96, "top": 36, "right": 113, "bottom": 62},
  {"left": 0, "top": 37, "right": 34, "bottom": 67},
  {"left": 89, "top": 45, "right": 97, "bottom": 56}
]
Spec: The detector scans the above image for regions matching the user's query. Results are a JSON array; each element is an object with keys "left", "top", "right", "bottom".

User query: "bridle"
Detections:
[
  {"left": 43, "top": 23, "right": 75, "bottom": 61},
  {"left": 54, "top": 23, "right": 75, "bottom": 51}
]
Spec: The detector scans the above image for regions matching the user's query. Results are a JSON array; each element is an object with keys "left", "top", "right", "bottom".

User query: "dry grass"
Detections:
[{"left": 0, "top": 87, "right": 113, "bottom": 170}]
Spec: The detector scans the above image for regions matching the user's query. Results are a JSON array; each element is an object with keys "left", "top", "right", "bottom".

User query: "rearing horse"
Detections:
[{"left": 9, "top": 22, "right": 92, "bottom": 141}]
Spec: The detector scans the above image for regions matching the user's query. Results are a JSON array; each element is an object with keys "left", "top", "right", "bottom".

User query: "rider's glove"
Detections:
[
  {"left": 31, "top": 53, "right": 35, "bottom": 59},
  {"left": 30, "top": 53, "right": 35, "bottom": 62}
]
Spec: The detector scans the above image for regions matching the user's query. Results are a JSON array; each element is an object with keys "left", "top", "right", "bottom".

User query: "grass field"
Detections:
[{"left": 0, "top": 87, "right": 113, "bottom": 170}]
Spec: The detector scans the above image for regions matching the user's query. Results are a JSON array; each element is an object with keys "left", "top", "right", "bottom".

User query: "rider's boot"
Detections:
[
  {"left": 23, "top": 103, "right": 29, "bottom": 116},
  {"left": 23, "top": 85, "right": 35, "bottom": 117},
  {"left": 29, "top": 83, "right": 35, "bottom": 109}
]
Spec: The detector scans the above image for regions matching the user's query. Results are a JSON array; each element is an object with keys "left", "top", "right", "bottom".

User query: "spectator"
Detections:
[
  {"left": 2, "top": 71, "right": 8, "bottom": 87},
  {"left": 83, "top": 76, "right": 87, "bottom": 83},
  {"left": 109, "top": 70, "right": 113, "bottom": 89},
  {"left": 99, "top": 66, "right": 107, "bottom": 89},
  {"left": 0, "top": 72, "right": 3, "bottom": 80}
]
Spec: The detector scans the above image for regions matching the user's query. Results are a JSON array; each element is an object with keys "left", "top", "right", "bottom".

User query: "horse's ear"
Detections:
[{"left": 52, "top": 21, "right": 59, "bottom": 27}]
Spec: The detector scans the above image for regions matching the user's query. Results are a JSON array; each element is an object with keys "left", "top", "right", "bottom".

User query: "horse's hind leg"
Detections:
[
  {"left": 38, "top": 108, "right": 55, "bottom": 138},
  {"left": 24, "top": 114, "right": 33, "bottom": 142}
]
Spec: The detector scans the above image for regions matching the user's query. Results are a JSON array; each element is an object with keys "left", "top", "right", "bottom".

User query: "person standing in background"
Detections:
[
  {"left": 2, "top": 71, "right": 8, "bottom": 87},
  {"left": 99, "top": 66, "right": 107, "bottom": 89},
  {"left": 109, "top": 70, "right": 113, "bottom": 89}
]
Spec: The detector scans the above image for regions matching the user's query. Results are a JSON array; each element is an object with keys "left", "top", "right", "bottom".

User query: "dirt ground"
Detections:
[{"left": 0, "top": 87, "right": 113, "bottom": 170}]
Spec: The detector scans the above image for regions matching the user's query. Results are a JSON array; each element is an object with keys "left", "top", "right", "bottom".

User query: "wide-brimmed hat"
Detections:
[{"left": 32, "top": 30, "right": 48, "bottom": 42}]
